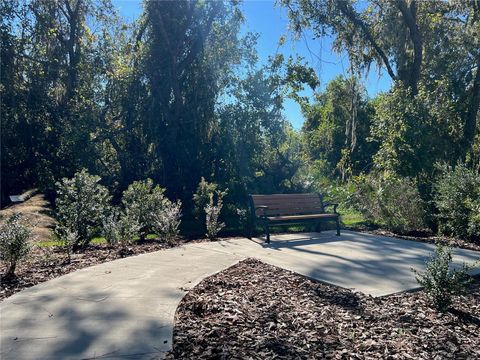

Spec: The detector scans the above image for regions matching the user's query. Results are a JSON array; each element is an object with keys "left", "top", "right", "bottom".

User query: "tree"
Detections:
[
  {"left": 281, "top": 0, "right": 480, "bottom": 166},
  {"left": 142, "top": 0, "right": 248, "bottom": 200},
  {"left": 302, "top": 76, "right": 377, "bottom": 180},
  {"left": 1, "top": 0, "right": 123, "bottom": 201}
]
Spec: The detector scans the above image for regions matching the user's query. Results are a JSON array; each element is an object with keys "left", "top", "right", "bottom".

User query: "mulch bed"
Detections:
[
  {"left": 168, "top": 258, "right": 480, "bottom": 359},
  {"left": 0, "top": 238, "right": 202, "bottom": 301}
]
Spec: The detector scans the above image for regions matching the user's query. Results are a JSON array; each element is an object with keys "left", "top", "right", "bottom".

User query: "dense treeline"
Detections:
[
  {"left": 1, "top": 0, "right": 479, "bottom": 240},
  {"left": 1, "top": 0, "right": 300, "bottom": 211}
]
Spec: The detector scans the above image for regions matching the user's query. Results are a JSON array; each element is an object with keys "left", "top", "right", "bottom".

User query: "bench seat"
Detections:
[{"left": 267, "top": 213, "right": 339, "bottom": 221}]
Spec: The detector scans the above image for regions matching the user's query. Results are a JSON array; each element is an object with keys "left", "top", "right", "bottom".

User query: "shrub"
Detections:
[
  {"left": 0, "top": 213, "right": 32, "bottom": 278},
  {"left": 205, "top": 192, "right": 226, "bottom": 240},
  {"left": 433, "top": 163, "right": 480, "bottom": 240},
  {"left": 152, "top": 200, "right": 182, "bottom": 243},
  {"left": 193, "top": 177, "right": 221, "bottom": 220},
  {"left": 122, "top": 179, "right": 167, "bottom": 239},
  {"left": 102, "top": 210, "right": 122, "bottom": 246},
  {"left": 55, "top": 169, "right": 111, "bottom": 248},
  {"left": 56, "top": 226, "right": 78, "bottom": 263},
  {"left": 413, "top": 243, "right": 474, "bottom": 312},
  {"left": 353, "top": 173, "right": 425, "bottom": 233},
  {"left": 236, "top": 207, "right": 248, "bottom": 229},
  {"left": 102, "top": 209, "right": 140, "bottom": 251}
]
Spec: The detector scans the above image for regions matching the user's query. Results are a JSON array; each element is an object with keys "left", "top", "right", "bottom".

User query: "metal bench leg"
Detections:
[
  {"left": 336, "top": 218, "right": 340, "bottom": 236},
  {"left": 265, "top": 223, "right": 270, "bottom": 243}
]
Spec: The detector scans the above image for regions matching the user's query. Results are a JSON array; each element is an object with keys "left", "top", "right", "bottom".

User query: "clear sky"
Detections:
[{"left": 112, "top": 0, "right": 392, "bottom": 129}]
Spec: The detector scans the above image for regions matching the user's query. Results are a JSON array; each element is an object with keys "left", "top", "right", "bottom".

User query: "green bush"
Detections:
[
  {"left": 193, "top": 177, "right": 227, "bottom": 236},
  {"left": 353, "top": 173, "right": 425, "bottom": 233},
  {"left": 433, "top": 163, "right": 480, "bottom": 240},
  {"left": 0, "top": 213, "right": 32, "bottom": 278},
  {"left": 122, "top": 179, "right": 167, "bottom": 239},
  {"left": 56, "top": 226, "right": 78, "bottom": 263},
  {"left": 193, "top": 177, "right": 221, "bottom": 220},
  {"left": 55, "top": 169, "right": 111, "bottom": 248},
  {"left": 102, "top": 209, "right": 141, "bottom": 251},
  {"left": 413, "top": 243, "right": 474, "bottom": 312},
  {"left": 205, "top": 192, "right": 226, "bottom": 240},
  {"left": 152, "top": 200, "right": 182, "bottom": 243}
]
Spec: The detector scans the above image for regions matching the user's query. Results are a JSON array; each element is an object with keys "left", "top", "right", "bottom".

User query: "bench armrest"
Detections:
[
  {"left": 323, "top": 202, "right": 339, "bottom": 214},
  {"left": 255, "top": 205, "right": 269, "bottom": 217}
]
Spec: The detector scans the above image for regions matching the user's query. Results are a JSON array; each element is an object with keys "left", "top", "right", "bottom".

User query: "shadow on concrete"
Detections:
[
  {"left": 1, "top": 284, "right": 177, "bottom": 360},
  {"left": 253, "top": 230, "right": 480, "bottom": 296}
]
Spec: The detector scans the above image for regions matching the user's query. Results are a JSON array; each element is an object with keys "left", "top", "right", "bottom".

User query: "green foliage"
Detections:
[
  {"left": 302, "top": 76, "right": 377, "bottom": 180},
  {"left": 193, "top": 178, "right": 220, "bottom": 220},
  {"left": 55, "top": 169, "right": 111, "bottom": 248},
  {"left": 371, "top": 86, "right": 456, "bottom": 179},
  {"left": 205, "top": 192, "right": 226, "bottom": 240},
  {"left": 0, "top": 213, "right": 31, "bottom": 278},
  {"left": 413, "top": 243, "right": 474, "bottom": 312},
  {"left": 58, "top": 227, "right": 78, "bottom": 263},
  {"left": 2, "top": 0, "right": 480, "bottom": 244},
  {"left": 102, "top": 209, "right": 140, "bottom": 251},
  {"left": 152, "top": 200, "right": 182, "bottom": 243},
  {"left": 122, "top": 179, "right": 167, "bottom": 239},
  {"left": 353, "top": 173, "right": 425, "bottom": 233},
  {"left": 433, "top": 164, "right": 480, "bottom": 240}
]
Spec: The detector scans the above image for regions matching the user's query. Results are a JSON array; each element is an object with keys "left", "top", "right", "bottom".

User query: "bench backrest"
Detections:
[{"left": 249, "top": 193, "right": 325, "bottom": 217}]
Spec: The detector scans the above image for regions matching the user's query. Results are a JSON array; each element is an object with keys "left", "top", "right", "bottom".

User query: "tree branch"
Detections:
[{"left": 337, "top": 1, "right": 397, "bottom": 81}]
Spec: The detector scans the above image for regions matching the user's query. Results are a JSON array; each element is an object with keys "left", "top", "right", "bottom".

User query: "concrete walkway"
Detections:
[{"left": 1, "top": 230, "right": 479, "bottom": 359}]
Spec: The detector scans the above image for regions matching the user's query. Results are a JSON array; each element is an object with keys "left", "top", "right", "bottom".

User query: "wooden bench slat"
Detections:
[
  {"left": 259, "top": 206, "right": 324, "bottom": 216},
  {"left": 252, "top": 199, "right": 323, "bottom": 206}
]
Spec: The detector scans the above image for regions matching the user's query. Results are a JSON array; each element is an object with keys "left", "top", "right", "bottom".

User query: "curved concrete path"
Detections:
[{"left": 1, "top": 230, "right": 479, "bottom": 359}]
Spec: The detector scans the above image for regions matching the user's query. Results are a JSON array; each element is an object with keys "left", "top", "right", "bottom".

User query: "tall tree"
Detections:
[
  {"left": 142, "top": 0, "right": 248, "bottom": 199},
  {"left": 282, "top": 0, "right": 480, "bottom": 171},
  {"left": 302, "top": 76, "right": 376, "bottom": 180}
]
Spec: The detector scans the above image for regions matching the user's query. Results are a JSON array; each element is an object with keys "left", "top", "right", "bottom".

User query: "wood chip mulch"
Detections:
[
  {"left": 168, "top": 258, "right": 480, "bottom": 359},
  {"left": 0, "top": 239, "right": 199, "bottom": 301}
]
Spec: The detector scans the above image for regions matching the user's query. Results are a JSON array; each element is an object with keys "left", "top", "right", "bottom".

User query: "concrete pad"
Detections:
[
  {"left": 189, "top": 231, "right": 480, "bottom": 297},
  {"left": 1, "top": 230, "right": 479, "bottom": 359},
  {"left": 0, "top": 245, "right": 244, "bottom": 360}
]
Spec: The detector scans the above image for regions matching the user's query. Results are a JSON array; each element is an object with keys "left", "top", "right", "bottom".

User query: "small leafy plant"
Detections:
[
  {"left": 413, "top": 242, "right": 474, "bottom": 312},
  {"left": 205, "top": 192, "right": 226, "bottom": 240},
  {"left": 55, "top": 169, "right": 111, "bottom": 248},
  {"left": 0, "top": 213, "right": 32, "bottom": 278},
  {"left": 102, "top": 209, "right": 140, "bottom": 254},
  {"left": 193, "top": 177, "right": 220, "bottom": 221},
  {"left": 122, "top": 179, "right": 167, "bottom": 240},
  {"left": 193, "top": 177, "right": 227, "bottom": 239},
  {"left": 55, "top": 225, "right": 79, "bottom": 263},
  {"left": 152, "top": 200, "right": 182, "bottom": 243}
]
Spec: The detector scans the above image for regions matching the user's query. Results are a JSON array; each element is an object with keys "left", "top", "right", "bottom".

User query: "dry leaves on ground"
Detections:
[{"left": 169, "top": 258, "right": 480, "bottom": 359}]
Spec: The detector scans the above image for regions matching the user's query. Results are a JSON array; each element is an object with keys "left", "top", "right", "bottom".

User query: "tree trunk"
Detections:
[{"left": 462, "top": 55, "right": 480, "bottom": 159}]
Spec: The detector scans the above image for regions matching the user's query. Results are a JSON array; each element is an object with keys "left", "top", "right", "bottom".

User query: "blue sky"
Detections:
[{"left": 112, "top": 0, "right": 391, "bottom": 129}]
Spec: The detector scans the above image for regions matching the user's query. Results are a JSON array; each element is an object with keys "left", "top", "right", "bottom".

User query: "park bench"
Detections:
[{"left": 249, "top": 193, "right": 340, "bottom": 243}]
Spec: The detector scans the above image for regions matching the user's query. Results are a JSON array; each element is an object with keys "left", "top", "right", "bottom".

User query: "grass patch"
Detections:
[
  {"left": 341, "top": 212, "right": 366, "bottom": 227},
  {"left": 37, "top": 239, "right": 62, "bottom": 247},
  {"left": 90, "top": 236, "right": 107, "bottom": 245}
]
